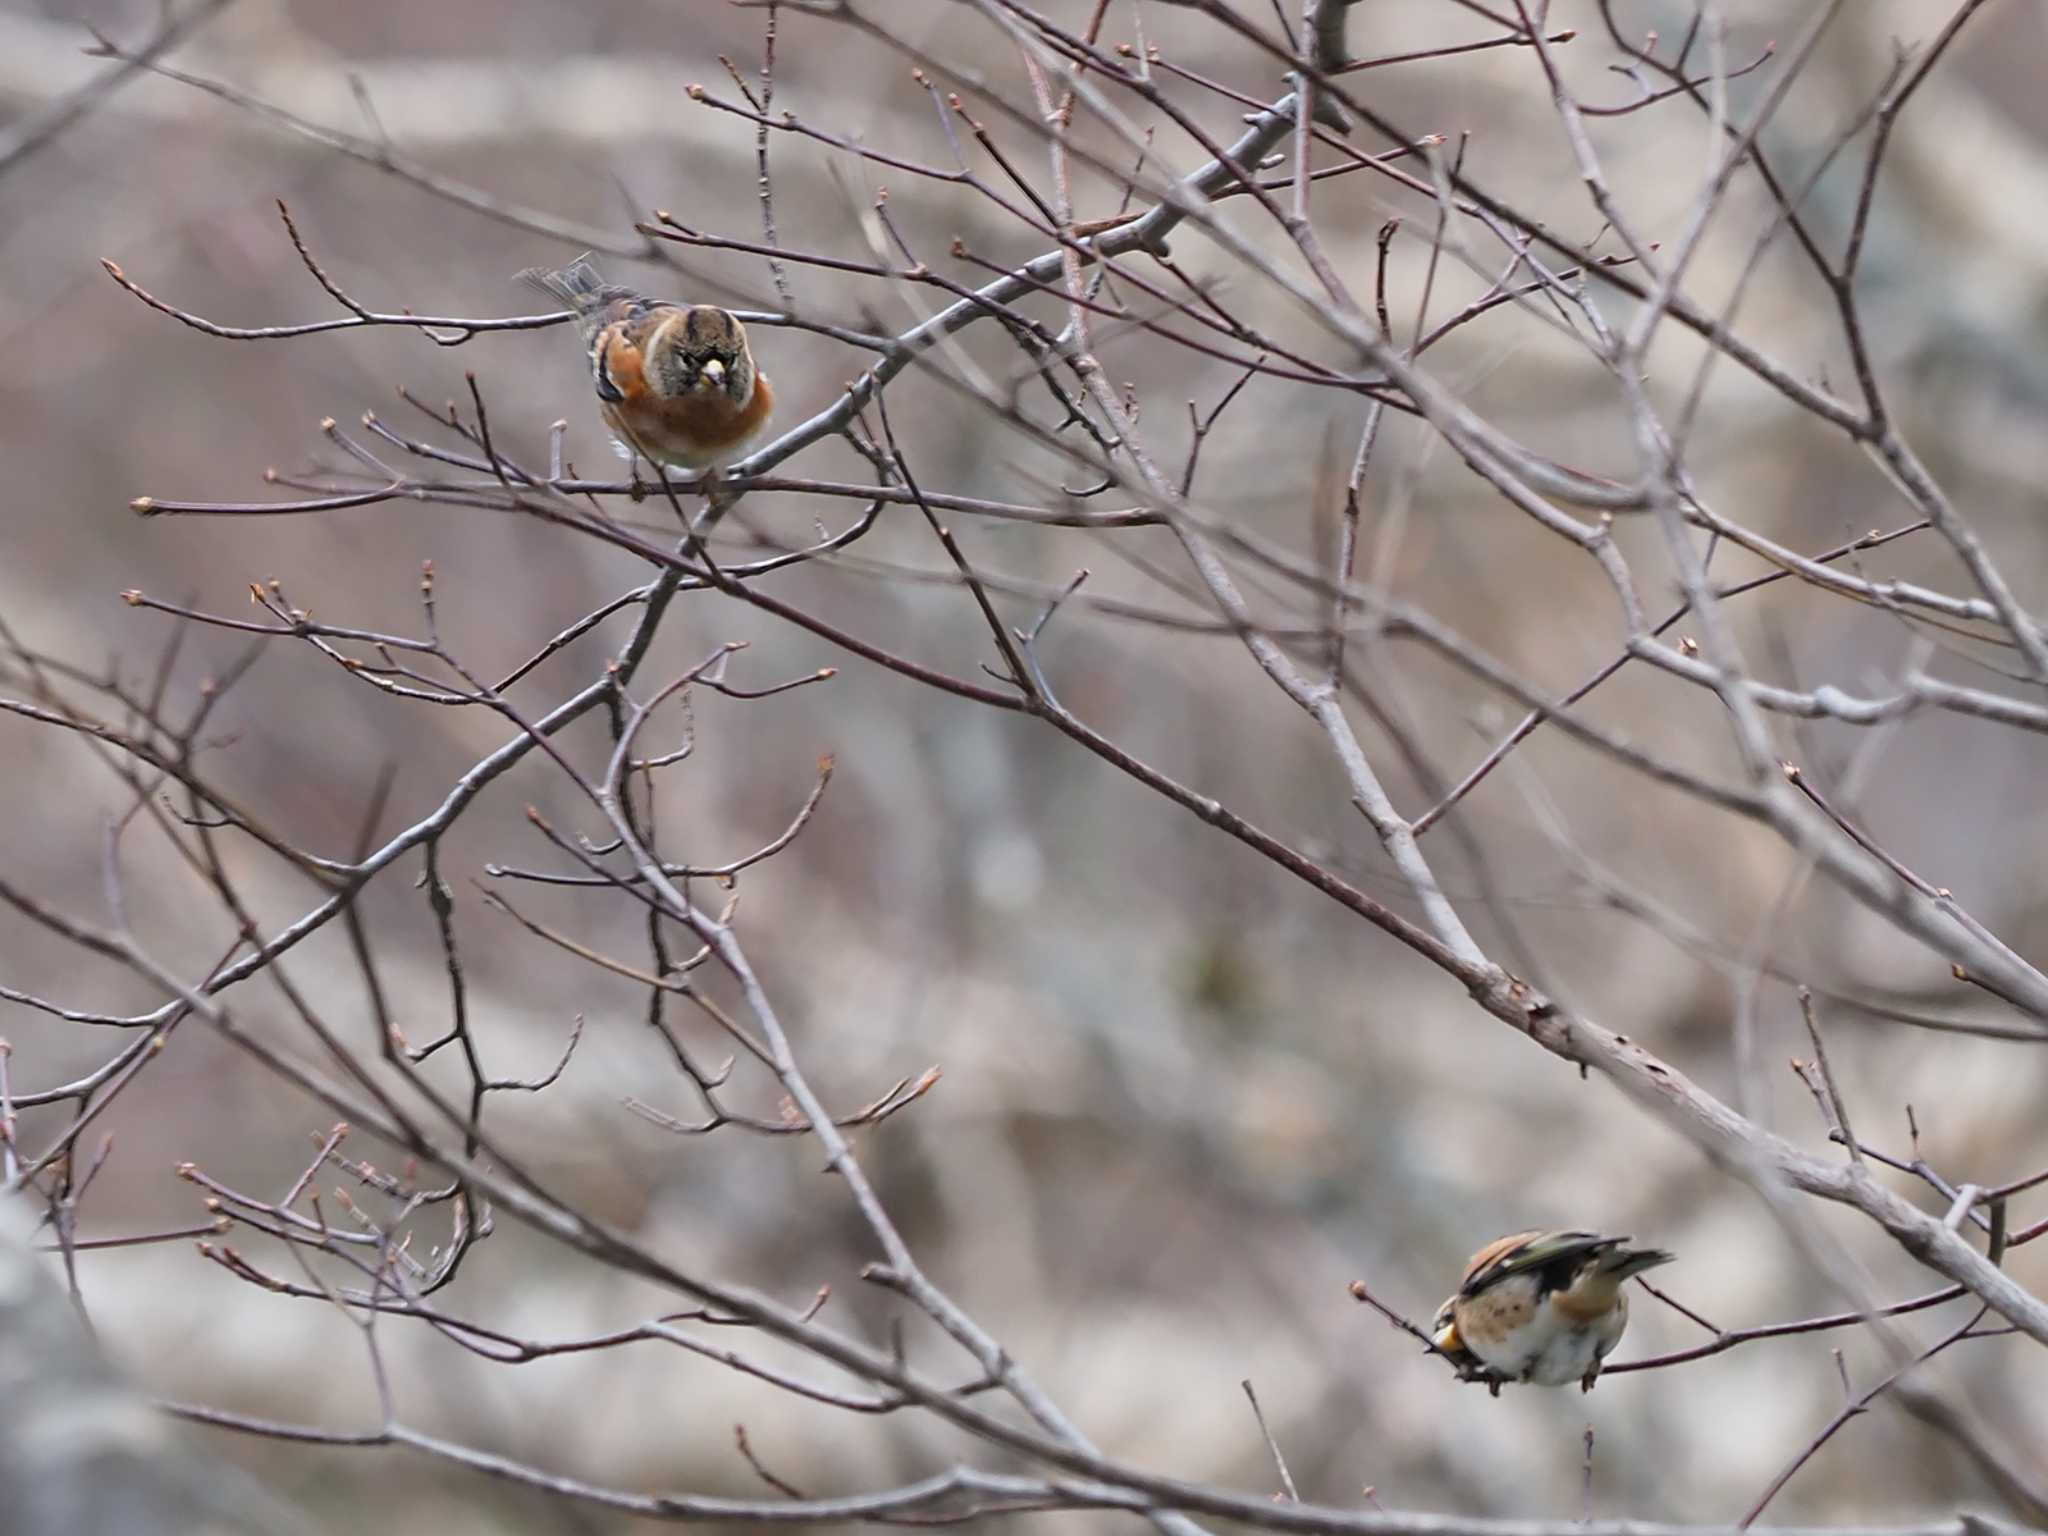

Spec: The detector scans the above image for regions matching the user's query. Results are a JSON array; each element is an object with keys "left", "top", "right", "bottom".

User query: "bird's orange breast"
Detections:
[
  {"left": 606, "top": 373, "right": 774, "bottom": 469},
  {"left": 598, "top": 329, "right": 649, "bottom": 400},
  {"left": 1454, "top": 1275, "right": 1538, "bottom": 1348}
]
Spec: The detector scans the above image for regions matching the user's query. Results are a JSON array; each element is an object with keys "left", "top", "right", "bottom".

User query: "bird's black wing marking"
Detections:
[
  {"left": 1460, "top": 1232, "right": 1618, "bottom": 1299},
  {"left": 592, "top": 335, "right": 624, "bottom": 403}
]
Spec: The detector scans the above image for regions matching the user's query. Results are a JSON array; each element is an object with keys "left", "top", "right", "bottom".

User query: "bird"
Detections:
[
  {"left": 516, "top": 257, "right": 774, "bottom": 485},
  {"left": 1430, "top": 1230, "right": 1673, "bottom": 1395}
]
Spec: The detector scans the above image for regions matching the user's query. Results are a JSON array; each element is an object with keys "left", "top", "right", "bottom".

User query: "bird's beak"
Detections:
[{"left": 702, "top": 359, "right": 726, "bottom": 387}]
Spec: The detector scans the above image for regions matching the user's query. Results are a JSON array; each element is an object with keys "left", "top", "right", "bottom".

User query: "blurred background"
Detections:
[{"left": 5, "top": 1, "right": 2048, "bottom": 1529}]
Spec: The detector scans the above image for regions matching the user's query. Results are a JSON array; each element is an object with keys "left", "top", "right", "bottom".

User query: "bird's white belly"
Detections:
[
  {"left": 1523, "top": 1324, "right": 1608, "bottom": 1386},
  {"left": 1466, "top": 1311, "right": 1613, "bottom": 1385}
]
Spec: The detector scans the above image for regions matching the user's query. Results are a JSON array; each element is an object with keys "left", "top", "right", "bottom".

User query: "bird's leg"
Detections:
[
  {"left": 1579, "top": 1365, "right": 1599, "bottom": 1393},
  {"left": 628, "top": 457, "right": 648, "bottom": 502},
  {"left": 649, "top": 465, "right": 701, "bottom": 536},
  {"left": 698, "top": 464, "right": 727, "bottom": 514},
  {"left": 1453, "top": 1357, "right": 1510, "bottom": 1394}
]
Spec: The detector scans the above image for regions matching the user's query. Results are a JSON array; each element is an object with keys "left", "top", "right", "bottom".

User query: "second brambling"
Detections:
[
  {"left": 517, "top": 257, "right": 774, "bottom": 482},
  {"left": 1431, "top": 1230, "right": 1673, "bottom": 1395}
]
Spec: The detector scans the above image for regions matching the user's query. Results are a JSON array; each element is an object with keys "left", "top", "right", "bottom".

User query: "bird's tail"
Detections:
[
  {"left": 515, "top": 254, "right": 611, "bottom": 311},
  {"left": 1595, "top": 1244, "right": 1675, "bottom": 1280},
  {"left": 517, "top": 255, "right": 656, "bottom": 349}
]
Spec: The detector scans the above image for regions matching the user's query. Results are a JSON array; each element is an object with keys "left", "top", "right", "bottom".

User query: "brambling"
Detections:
[
  {"left": 516, "top": 257, "right": 774, "bottom": 481},
  {"left": 1431, "top": 1230, "right": 1673, "bottom": 1395}
]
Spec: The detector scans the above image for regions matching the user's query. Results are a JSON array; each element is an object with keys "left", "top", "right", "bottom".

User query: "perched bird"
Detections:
[
  {"left": 1431, "top": 1230, "right": 1673, "bottom": 1394},
  {"left": 516, "top": 257, "right": 774, "bottom": 481}
]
